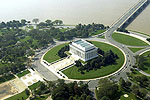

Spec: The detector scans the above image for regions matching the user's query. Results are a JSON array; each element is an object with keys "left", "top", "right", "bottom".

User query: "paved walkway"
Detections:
[{"left": 138, "top": 69, "right": 150, "bottom": 77}]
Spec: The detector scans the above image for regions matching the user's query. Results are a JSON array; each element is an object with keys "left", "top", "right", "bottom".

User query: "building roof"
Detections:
[{"left": 71, "top": 39, "right": 97, "bottom": 52}]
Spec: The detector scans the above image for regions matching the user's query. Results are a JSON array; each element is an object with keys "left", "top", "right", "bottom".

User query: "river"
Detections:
[{"left": 0, "top": 0, "right": 149, "bottom": 34}]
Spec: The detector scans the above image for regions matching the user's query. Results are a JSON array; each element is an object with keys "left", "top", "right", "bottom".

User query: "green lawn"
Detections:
[
  {"left": 63, "top": 41, "right": 124, "bottom": 79},
  {"left": 0, "top": 62, "right": 7, "bottom": 68},
  {"left": 128, "top": 47, "right": 144, "bottom": 53},
  {"left": 112, "top": 32, "right": 148, "bottom": 46},
  {"left": 17, "top": 70, "right": 30, "bottom": 78},
  {"left": 20, "top": 36, "right": 38, "bottom": 45},
  {"left": 79, "top": 59, "right": 86, "bottom": 64},
  {"left": 99, "top": 35, "right": 105, "bottom": 39},
  {"left": 90, "top": 30, "right": 105, "bottom": 36},
  {"left": 120, "top": 92, "right": 140, "bottom": 100},
  {"left": 0, "top": 31, "right": 2, "bottom": 36},
  {"left": 28, "top": 81, "right": 42, "bottom": 90},
  {"left": 43, "top": 43, "right": 68, "bottom": 63},
  {"left": 32, "top": 95, "right": 49, "bottom": 100},
  {"left": 6, "top": 90, "right": 29, "bottom": 100},
  {"left": 141, "top": 51, "right": 150, "bottom": 74},
  {"left": 20, "top": 36, "right": 31, "bottom": 42},
  {"left": 60, "top": 28, "right": 69, "bottom": 32}
]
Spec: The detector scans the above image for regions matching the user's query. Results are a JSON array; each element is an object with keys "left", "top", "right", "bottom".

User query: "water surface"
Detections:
[{"left": 0, "top": 0, "right": 149, "bottom": 34}]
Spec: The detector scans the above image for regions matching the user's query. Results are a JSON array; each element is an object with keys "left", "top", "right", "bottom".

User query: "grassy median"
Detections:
[
  {"left": 128, "top": 47, "right": 144, "bottom": 53},
  {"left": 112, "top": 32, "right": 148, "bottom": 46}
]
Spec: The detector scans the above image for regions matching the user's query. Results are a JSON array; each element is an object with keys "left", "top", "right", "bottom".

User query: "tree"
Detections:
[
  {"left": 96, "top": 78, "right": 119, "bottom": 99},
  {"left": 32, "top": 18, "right": 39, "bottom": 24},
  {"left": 135, "top": 55, "right": 146, "bottom": 69},
  {"left": 69, "top": 96, "right": 74, "bottom": 100},
  {"left": 25, "top": 89, "right": 30, "bottom": 96},
  {"left": 80, "top": 94, "right": 87, "bottom": 100},
  {"left": 125, "top": 81, "right": 132, "bottom": 89},
  {"left": 45, "top": 19, "right": 53, "bottom": 26},
  {"left": 100, "top": 96, "right": 110, "bottom": 100},
  {"left": 21, "top": 19, "right": 27, "bottom": 26},
  {"left": 75, "top": 60, "right": 82, "bottom": 67},
  {"left": 119, "top": 77, "right": 126, "bottom": 90},
  {"left": 52, "top": 84, "right": 70, "bottom": 100},
  {"left": 86, "top": 95, "right": 93, "bottom": 100},
  {"left": 139, "top": 88, "right": 147, "bottom": 98},
  {"left": 53, "top": 20, "right": 63, "bottom": 25},
  {"left": 146, "top": 38, "right": 150, "bottom": 42}
]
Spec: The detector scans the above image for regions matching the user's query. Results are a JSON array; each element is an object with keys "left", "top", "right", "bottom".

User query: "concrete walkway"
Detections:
[{"left": 139, "top": 69, "right": 150, "bottom": 77}]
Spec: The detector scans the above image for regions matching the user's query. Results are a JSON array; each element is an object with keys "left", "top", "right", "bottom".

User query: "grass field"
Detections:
[
  {"left": 112, "top": 32, "right": 148, "bottom": 46},
  {"left": 20, "top": 36, "right": 38, "bottom": 45},
  {"left": 0, "top": 62, "right": 7, "bottom": 68},
  {"left": 60, "top": 28, "right": 69, "bottom": 32},
  {"left": 63, "top": 41, "right": 124, "bottom": 79},
  {"left": 32, "top": 95, "right": 49, "bottom": 100},
  {"left": 0, "top": 31, "right": 2, "bottom": 36},
  {"left": 17, "top": 70, "right": 30, "bottom": 78},
  {"left": 43, "top": 43, "right": 68, "bottom": 63},
  {"left": 128, "top": 47, "right": 144, "bottom": 53},
  {"left": 28, "top": 81, "right": 42, "bottom": 90},
  {"left": 141, "top": 51, "right": 150, "bottom": 74},
  {"left": 90, "top": 30, "right": 105, "bottom": 36},
  {"left": 119, "top": 92, "right": 140, "bottom": 100},
  {"left": 6, "top": 90, "right": 29, "bottom": 100},
  {"left": 99, "top": 35, "right": 105, "bottom": 39}
]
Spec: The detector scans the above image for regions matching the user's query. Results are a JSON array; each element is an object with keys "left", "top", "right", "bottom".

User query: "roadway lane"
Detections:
[{"left": 32, "top": 44, "right": 59, "bottom": 81}]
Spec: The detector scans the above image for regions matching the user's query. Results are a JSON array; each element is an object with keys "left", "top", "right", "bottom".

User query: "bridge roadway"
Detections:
[{"left": 109, "top": 0, "right": 149, "bottom": 29}]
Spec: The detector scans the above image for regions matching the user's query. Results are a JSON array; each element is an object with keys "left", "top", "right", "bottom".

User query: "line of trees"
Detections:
[
  {"left": 37, "top": 19, "right": 63, "bottom": 29},
  {"left": 0, "top": 19, "right": 30, "bottom": 29},
  {"left": 126, "top": 70, "right": 150, "bottom": 100},
  {"left": 43, "top": 23, "right": 108, "bottom": 41}
]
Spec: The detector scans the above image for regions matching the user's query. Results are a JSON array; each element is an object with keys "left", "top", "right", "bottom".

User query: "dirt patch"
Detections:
[
  {"left": 28, "top": 82, "right": 32, "bottom": 86},
  {"left": 22, "top": 76, "right": 26, "bottom": 80},
  {"left": 28, "top": 74, "right": 32, "bottom": 77},
  {"left": 33, "top": 79, "right": 37, "bottom": 83},
  {"left": 0, "top": 81, "right": 18, "bottom": 100}
]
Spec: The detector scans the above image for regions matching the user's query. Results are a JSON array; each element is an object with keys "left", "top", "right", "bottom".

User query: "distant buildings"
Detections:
[{"left": 69, "top": 39, "right": 98, "bottom": 61}]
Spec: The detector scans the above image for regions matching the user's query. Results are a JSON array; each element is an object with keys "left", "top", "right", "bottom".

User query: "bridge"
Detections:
[
  {"left": 110, "top": 0, "right": 150, "bottom": 31},
  {"left": 94, "top": 0, "right": 150, "bottom": 37}
]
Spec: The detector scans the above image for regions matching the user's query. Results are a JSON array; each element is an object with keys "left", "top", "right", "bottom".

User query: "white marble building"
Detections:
[{"left": 69, "top": 39, "right": 98, "bottom": 61}]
